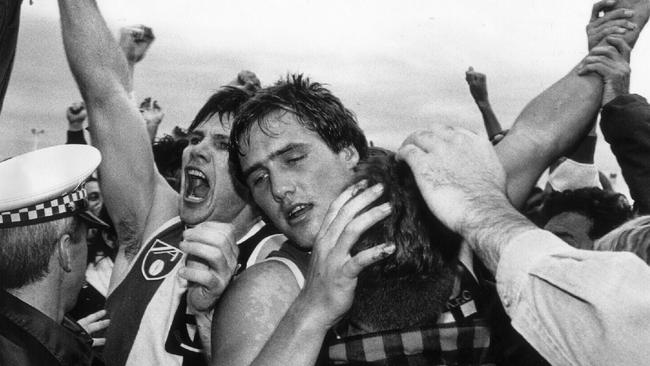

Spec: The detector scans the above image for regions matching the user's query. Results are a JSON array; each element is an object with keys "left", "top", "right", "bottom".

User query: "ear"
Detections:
[
  {"left": 339, "top": 145, "right": 360, "bottom": 169},
  {"left": 56, "top": 234, "right": 73, "bottom": 273}
]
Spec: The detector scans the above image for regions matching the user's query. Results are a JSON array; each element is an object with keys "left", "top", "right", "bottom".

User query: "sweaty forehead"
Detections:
[{"left": 239, "top": 112, "right": 319, "bottom": 167}]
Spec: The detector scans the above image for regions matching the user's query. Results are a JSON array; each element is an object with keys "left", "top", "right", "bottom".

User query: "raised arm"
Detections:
[
  {"left": 496, "top": 0, "right": 648, "bottom": 208},
  {"left": 58, "top": 0, "right": 176, "bottom": 265},
  {"left": 465, "top": 67, "right": 504, "bottom": 141}
]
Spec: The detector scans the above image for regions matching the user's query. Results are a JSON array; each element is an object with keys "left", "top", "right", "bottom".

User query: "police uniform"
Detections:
[{"left": 0, "top": 145, "right": 108, "bottom": 366}]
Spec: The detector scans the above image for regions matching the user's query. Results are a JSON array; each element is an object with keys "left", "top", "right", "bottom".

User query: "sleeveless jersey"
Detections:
[
  {"left": 266, "top": 242, "right": 548, "bottom": 365},
  {"left": 104, "top": 217, "right": 285, "bottom": 366}
]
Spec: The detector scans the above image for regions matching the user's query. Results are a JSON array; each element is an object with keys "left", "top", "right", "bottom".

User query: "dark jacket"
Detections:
[
  {"left": 601, "top": 94, "right": 650, "bottom": 214},
  {"left": 0, "top": 290, "right": 93, "bottom": 366}
]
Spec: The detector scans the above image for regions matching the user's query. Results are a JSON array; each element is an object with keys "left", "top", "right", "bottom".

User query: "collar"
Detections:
[
  {"left": 0, "top": 290, "right": 93, "bottom": 365},
  {"left": 459, "top": 240, "right": 477, "bottom": 281},
  {"left": 237, "top": 219, "right": 266, "bottom": 244}
]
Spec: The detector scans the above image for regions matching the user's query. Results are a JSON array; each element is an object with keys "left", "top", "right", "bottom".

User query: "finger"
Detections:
[
  {"left": 92, "top": 338, "right": 106, "bottom": 347},
  {"left": 396, "top": 143, "right": 425, "bottom": 165},
  {"left": 335, "top": 202, "right": 392, "bottom": 255},
  {"left": 319, "top": 179, "right": 370, "bottom": 237},
  {"left": 318, "top": 182, "right": 386, "bottom": 253},
  {"left": 401, "top": 125, "right": 453, "bottom": 151},
  {"left": 180, "top": 240, "right": 237, "bottom": 274},
  {"left": 78, "top": 309, "right": 107, "bottom": 326},
  {"left": 577, "top": 63, "right": 613, "bottom": 76},
  {"left": 591, "top": 0, "right": 617, "bottom": 22},
  {"left": 605, "top": 36, "right": 632, "bottom": 60},
  {"left": 182, "top": 226, "right": 238, "bottom": 266},
  {"left": 591, "top": 18, "right": 637, "bottom": 33},
  {"left": 178, "top": 267, "right": 229, "bottom": 290},
  {"left": 85, "top": 319, "right": 110, "bottom": 334},
  {"left": 341, "top": 243, "right": 396, "bottom": 279}
]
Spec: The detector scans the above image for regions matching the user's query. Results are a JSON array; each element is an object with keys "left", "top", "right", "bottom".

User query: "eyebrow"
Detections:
[{"left": 241, "top": 143, "right": 308, "bottom": 181}]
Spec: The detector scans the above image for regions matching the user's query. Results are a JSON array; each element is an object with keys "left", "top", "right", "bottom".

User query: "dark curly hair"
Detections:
[
  {"left": 341, "top": 148, "right": 462, "bottom": 332},
  {"left": 541, "top": 187, "right": 634, "bottom": 240},
  {"left": 228, "top": 74, "right": 368, "bottom": 185},
  {"left": 188, "top": 86, "right": 257, "bottom": 132}
]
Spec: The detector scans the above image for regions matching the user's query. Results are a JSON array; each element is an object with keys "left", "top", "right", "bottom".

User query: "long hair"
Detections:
[{"left": 342, "top": 148, "right": 462, "bottom": 332}]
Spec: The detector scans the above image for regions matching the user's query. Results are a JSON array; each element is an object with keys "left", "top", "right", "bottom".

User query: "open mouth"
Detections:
[
  {"left": 285, "top": 203, "right": 313, "bottom": 225},
  {"left": 184, "top": 168, "right": 210, "bottom": 203}
]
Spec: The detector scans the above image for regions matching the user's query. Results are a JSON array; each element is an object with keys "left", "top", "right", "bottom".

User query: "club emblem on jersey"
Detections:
[{"left": 141, "top": 239, "right": 184, "bottom": 281}]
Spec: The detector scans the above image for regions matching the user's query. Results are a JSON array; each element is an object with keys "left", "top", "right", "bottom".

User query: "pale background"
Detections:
[{"left": 2, "top": 0, "right": 650, "bottom": 196}]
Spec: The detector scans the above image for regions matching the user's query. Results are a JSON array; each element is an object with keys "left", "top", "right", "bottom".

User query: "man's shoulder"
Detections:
[{"left": 229, "top": 260, "right": 302, "bottom": 303}]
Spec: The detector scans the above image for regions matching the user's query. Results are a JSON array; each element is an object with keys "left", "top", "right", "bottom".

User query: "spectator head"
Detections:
[
  {"left": 0, "top": 145, "right": 108, "bottom": 318},
  {"left": 152, "top": 135, "right": 188, "bottom": 192},
  {"left": 229, "top": 74, "right": 368, "bottom": 248},
  {"left": 343, "top": 148, "right": 461, "bottom": 332},
  {"left": 181, "top": 79, "right": 260, "bottom": 225},
  {"left": 541, "top": 187, "right": 633, "bottom": 249},
  {"left": 594, "top": 215, "right": 650, "bottom": 264},
  {"left": 85, "top": 176, "right": 103, "bottom": 217}
]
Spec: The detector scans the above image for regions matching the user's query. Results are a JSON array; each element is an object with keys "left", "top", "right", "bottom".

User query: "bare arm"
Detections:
[
  {"left": 211, "top": 262, "right": 302, "bottom": 366},
  {"left": 58, "top": 1, "right": 176, "bottom": 262},
  {"left": 496, "top": 65, "right": 602, "bottom": 209},
  {"left": 498, "top": 0, "right": 649, "bottom": 208},
  {"left": 465, "top": 67, "right": 504, "bottom": 139}
]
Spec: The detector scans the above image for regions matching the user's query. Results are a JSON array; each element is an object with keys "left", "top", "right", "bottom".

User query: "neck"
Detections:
[
  {"left": 229, "top": 204, "right": 262, "bottom": 242},
  {"left": 7, "top": 274, "right": 64, "bottom": 323}
]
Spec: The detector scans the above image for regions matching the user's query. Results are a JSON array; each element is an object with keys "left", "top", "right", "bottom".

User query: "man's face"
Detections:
[
  {"left": 239, "top": 112, "right": 359, "bottom": 248},
  {"left": 544, "top": 211, "right": 594, "bottom": 249},
  {"left": 180, "top": 115, "right": 247, "bottom": 225},
  {"left": 86, "top": 181, "right": 103, "bottom": 217}
]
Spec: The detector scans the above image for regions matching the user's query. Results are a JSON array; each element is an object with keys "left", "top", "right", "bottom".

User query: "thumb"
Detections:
[{"left": 396, "top": 143, "right": 425, "bottom": 166}]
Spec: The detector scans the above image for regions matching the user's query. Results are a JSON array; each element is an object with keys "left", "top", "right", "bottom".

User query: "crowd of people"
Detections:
[{"left": 1, "top": 0, "right": 650, "bottom": 365}]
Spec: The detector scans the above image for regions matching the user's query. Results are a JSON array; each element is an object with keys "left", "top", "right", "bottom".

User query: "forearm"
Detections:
[
  {"left": 250, "top": 294, "right": 328, "bottom": 366},
  {"left": 459, "top": 192, "right": 539, "bottom": 274},
  {"left": 476, "top": 101, "right": 503, "bottom": 139},
  {"left": 601, "top": 94, "right": 650, "bottom": 213},
  {"left": 58, "top": 0, "right": 130, "bottom": 102},
  {"left": 497, "top": 64, "right": 602, "bottom": 208},
  {"left": 66, "top": 129, "right": 87, "bottom": 145}
]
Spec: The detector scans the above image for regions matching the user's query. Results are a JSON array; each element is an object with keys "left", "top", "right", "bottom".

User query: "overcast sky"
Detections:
[{"left": 2, "top": 0, "right": 649, "bottom": 191}]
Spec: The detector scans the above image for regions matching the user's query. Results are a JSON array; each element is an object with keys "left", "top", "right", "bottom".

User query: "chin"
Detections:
[{"left": 180, "top": 205, "right": 210, "bottom": 226}]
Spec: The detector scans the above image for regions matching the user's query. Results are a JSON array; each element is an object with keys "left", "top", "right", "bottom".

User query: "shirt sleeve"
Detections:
[{"left": 496, "top": 229, "right": 650, "bottom": 366}]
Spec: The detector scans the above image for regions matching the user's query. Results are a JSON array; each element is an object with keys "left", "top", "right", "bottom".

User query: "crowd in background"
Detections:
[{"left": 1, "top": 0, "right": 650, "bottom": 365}]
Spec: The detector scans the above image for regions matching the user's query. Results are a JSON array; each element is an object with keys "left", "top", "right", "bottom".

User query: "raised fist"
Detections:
[
  {"left": 119, "top": 25, "right": 155, "bottom": 64},
  {"left": 67, "top": 101, "right": 87, "bottom": 131},
  {"left": 227, "top": 70, "right": 261, "bottom": 92},
  {"left": 465, "top": 67, "right": 489, "bottom": 106}
]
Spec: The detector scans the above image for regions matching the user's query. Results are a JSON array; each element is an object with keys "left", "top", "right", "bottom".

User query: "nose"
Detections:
[
  {"left": 187, "top": 140, "right": 211, "bottom": 163},
  {"left": 270, "top": 171, "right": 295, "bottom": 203}
]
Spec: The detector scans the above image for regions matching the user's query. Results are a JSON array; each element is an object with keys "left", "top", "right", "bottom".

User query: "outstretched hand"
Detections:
[
  {"left": 299, "top": 180, "right": 395, "bottom": 329},
  {"left": 179, "top": 222, "right": 239, "bottom": 315},
  {"left": 465, "top": 67, "right": 489, "bottom": 106},
  {"left": 397, "top": 124, "right": 506, "bottom": 236},
  {"left": 119, "top": 25, "right": 155, "bottom": 64}
]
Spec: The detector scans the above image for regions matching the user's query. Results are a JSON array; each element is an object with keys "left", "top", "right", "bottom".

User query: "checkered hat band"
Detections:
[
  {"left": 0, "top": 189, "right": 88, "bottom": 228},
  {"left": 328, "top": 319, "right": 495, "bottom": 365}
]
